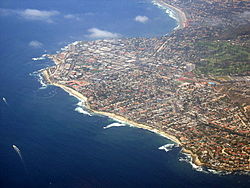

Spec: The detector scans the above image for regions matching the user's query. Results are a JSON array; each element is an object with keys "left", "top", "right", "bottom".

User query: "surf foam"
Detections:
[
  {"left": 158, "top": 143, "right": 176, "bottom": 153},
  {"left": 32, "top": 56, "right": 45, "bottom": 61},
  {"left": 30, "top": 71, "right": 48, "bottom": 89},
  {"left": 179, "top": 153, "right": 206, "bottom": 173},
  {"left": 103, "top": 122, "right": 127, "bottom": 129},
  {"left": 38, "top": 73, "right": 48, "bottom": 89},
  {"left": 75, "top": 107, "right": 92, "bottom": 116},
  {"left": 74, "top": 100, "right": 92, "bottom": 116},
  {"left": 152, "top": 0, "right": 180, "bottom": 30}
]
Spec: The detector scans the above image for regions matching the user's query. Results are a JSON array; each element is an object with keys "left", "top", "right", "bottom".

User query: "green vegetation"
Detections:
[{"left": 194, "top": 41, "right": 250, "bottom": 76}]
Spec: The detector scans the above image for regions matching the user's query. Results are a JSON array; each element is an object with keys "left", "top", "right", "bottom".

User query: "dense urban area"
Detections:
[{"left": 43, "top": 0, "right": 250, "bottom": 172}]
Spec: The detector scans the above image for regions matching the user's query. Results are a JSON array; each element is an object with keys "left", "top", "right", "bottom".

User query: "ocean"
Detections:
[{"left": 0, "top": 0, "right": 249, "bottom": 187}]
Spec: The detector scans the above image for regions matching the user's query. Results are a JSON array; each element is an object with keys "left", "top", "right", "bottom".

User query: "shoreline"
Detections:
[
  {"left": 40, "top": 0, "right": 202, "bottom": 170},
  {"left": 182, "top": 148, "right": 203, "bottom": 166},
  {"left": 39, "top": 72, "right": 250, "bottom": 173},
  {"left": 153, "top": 0, "right": 187, "bottom": 29},
  {"left": 39, "top": 1, "right": 247, "bottom": 173},
  {"left": 42, "top": 69, "right": 181, "bottom": 145},
  {"left": 42, "top": 69, "right": 206, "bottom": 168}
]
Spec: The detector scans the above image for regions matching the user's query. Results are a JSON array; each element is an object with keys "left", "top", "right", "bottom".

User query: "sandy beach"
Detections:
[
  {"left": 91, "top": 109, "right": 182, "bottom": 145},
  {"left": 43, "top": 70, "right": 181, "bottom": 145},
  {"left": 154, "top": 0, "right": 187, "bottom": 29},
  {"left": 40, "top": 0, "right": 205, "bottom": 169},
  {"left": 42, "top": 68, "right": 204, "bottom": 167}
]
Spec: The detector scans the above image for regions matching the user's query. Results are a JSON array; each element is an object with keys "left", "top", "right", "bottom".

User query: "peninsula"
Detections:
[{"left": 42, "top": 0, "right": 250, "bottom": 172}]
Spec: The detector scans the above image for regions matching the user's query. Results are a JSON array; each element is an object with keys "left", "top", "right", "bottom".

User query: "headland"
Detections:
[{"left": 41, "top": 0, "right": 250, "bottom": 173}]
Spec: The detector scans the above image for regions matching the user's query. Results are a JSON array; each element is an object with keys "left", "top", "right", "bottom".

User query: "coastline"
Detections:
[
  {"left": 40, "top": 0, "right": 205, "bottom": 172},
  {"left": 42, "top": 69, "right": 181, "bottom": 145},
  {"left": 153, "top": 0, "right": 187, "bottom": 29},
  {"left": 182, "top": 148, "right": 203, "bottom": 166},
  {"left": 42, "top": 69, "right": 205, "bottom": 168},
  {"left": 91, "top": 110, "right": 182, "bottom": 145}
]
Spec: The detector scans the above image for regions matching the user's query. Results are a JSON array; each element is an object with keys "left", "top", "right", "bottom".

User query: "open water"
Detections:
[{"left": 0, "top": 0, "right": 249, "bottom": 187}]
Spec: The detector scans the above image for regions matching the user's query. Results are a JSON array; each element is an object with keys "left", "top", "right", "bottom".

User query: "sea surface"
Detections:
[{"left": 0, "top": 0, "right": 249, "bottom": 187}]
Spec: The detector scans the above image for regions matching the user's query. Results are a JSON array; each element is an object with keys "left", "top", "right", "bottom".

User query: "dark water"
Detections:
[{"left": 0, "top": 0, "right": 249, "bottom": 187}]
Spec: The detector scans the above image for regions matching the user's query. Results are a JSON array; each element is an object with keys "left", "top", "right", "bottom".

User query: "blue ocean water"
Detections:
[{"left": 0, "top": 0, "right": 249, "bottom": 187}]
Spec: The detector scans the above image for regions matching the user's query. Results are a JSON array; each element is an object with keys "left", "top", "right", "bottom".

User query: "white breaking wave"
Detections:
[
  {"left": 37, "top": 73, "right": 47, "bottom": 89},
  {"left": 103, "top": 122, "right": 127, "bottom": 129},
  {"left": 165, "top": 8, "right": 177, "bottom": 22},
  {"left": 30, "top": 71, "right": 48, "bottom": 89},
  {"left": 75, "top": 107, "right": 92, "bottom": 116},
  {"left": 152, "top": 0, "right": 180, "bottom": 29},
  {"left": 75, "top": 100, "right": 92, "bottom": 116},
  {"left": 179, "top": 155, "right": 233, "bottom": 175},
  {"left": 207, "top": 169, "right": 225, "bottom": 175},
  {"left": 32, "top": 57, "right": 45, "bottom": 61},
  {"left": 179, "top": 153, "right": 205, "bottom": 173},
  {"left": 190, "top": 161, "right": 206, "bottom": 173},
  {"left": 32, "top": 54, "right": 47, "bottom": 61},
  {"left": 158, "top": 143, "right": 176, "bottom": 152}
]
